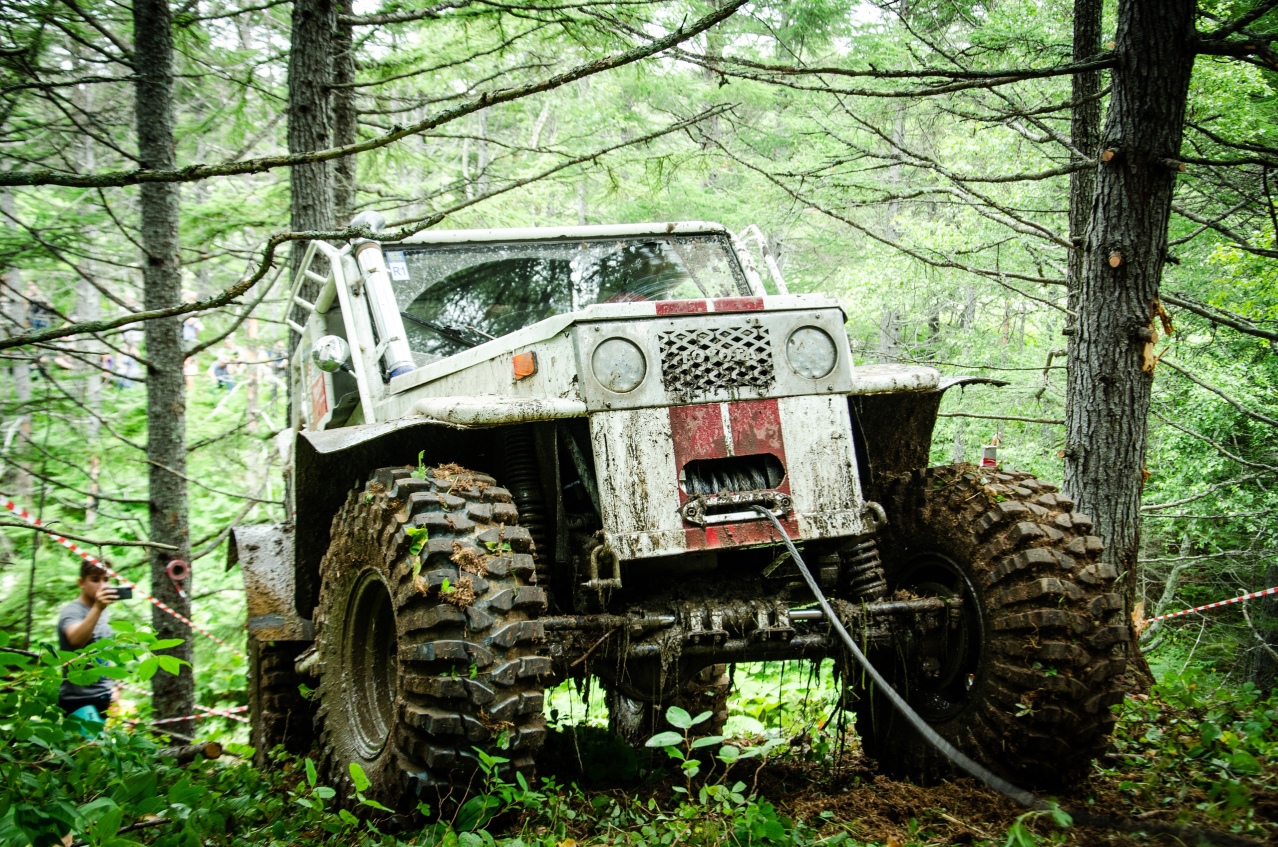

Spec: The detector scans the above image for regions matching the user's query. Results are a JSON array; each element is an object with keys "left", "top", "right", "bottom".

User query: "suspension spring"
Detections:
[
  {"left": 842, "top": 538, "right": 888, "bottom": 601},
  {"left": 503, "top": 427, "right": 549, "bottom": 575}
]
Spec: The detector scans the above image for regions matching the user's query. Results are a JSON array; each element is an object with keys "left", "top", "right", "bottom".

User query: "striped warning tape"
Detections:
[
  {"left": 2, "top": 498, "right": 246, "bottom": 660},
  {"left": 1150, "top": 585, "right": 1278, "bottom": 622},
  {"left": 117, "top": 681, "right": 251, "bottom": 724},
  {"left": 152, "top": 707, "right": 250, "bottom": 726}
]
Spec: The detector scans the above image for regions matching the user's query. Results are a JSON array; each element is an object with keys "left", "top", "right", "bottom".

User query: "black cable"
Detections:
[
  {"left": 750, "top": 506, "right": 1041, "bottom": 808},
  {"left": 750, "top": 506, "right": 1263, "bottom": 847}
]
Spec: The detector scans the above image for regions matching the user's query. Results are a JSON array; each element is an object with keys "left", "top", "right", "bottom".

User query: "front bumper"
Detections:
[{"left": 590, "top": 393, "right": 869, "bottom": 561}]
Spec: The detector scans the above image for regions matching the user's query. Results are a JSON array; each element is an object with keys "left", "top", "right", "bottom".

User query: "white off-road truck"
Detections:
[{"left": 233, "top": 215, "right": 1130, "bottom": 808}]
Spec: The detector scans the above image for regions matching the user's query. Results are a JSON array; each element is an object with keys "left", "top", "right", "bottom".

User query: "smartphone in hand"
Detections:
[{"left": 114, "top": 586, "right": 133, "bottom": 600}]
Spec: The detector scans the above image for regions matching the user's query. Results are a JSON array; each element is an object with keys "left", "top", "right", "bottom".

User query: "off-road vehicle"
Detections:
[{"left": 234, "top": 215, "right": 1129, "bottom": 807}]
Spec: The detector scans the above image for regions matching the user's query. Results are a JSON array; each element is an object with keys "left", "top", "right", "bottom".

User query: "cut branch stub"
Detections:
[
  {"left": 1108, "top": 251, "right": 1124, "bottom": 267},
  {"left": 1100, "top": 148, "right": 1119, "bottom": 163}
]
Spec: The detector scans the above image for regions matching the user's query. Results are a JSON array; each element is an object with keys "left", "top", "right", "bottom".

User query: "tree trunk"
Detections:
[
  {"left": 133, "top": 0, "right": 194, "bottom": 728},
  {"left": 1067, "top": 0, "right": 1103, "bottom": 300},
  {"left": 331, "top": 0, "right": 357, "bottom": 226},
  {"left": 1063, "top": 0, "right": 1196, "bottom": 657},
  {"left": 1251, "top": 563, "right": 1278, "bottom": 694},
  {"left": 288, "top": 0, "right": 335, "bottom": 262}
]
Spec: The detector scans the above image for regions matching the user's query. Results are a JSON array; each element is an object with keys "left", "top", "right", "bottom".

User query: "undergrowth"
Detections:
[{"left": 3, "top": 631, "right": 1276, "bottom": 847}]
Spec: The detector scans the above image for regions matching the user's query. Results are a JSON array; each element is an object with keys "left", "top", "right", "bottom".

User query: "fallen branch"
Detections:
[{"left": 937, "top": 412, "right": 1064, "bottom": 425}]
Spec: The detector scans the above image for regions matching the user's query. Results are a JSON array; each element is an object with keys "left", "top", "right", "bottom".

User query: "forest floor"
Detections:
[
  {"left": 531, "top": 739, "right": 1278, "bottom": 846},
  {"left": 527, "top": 671, "right": 1278, "bottom": 847}
]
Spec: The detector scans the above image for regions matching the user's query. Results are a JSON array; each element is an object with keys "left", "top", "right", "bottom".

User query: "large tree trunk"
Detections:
[
  {"left": 331, "top": 0, "right": 356, "bottom": 226},
  {"left": 1251, "top": 563, "right": 1278, "bottom": 694},
  {"left": 134, "top": 0, "right": 193, "bottom": 728},
  {"left": 1067, "top": 0, "right": 1102, "bottom": 298},
  {"left": 288, "top": 0, "right": 335, "bottom": 260},
  {"left": 1063, "top": 0, "right": 1197, "bottom": 681}
]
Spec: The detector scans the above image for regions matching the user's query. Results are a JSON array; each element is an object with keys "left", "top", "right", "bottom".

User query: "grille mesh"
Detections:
[{"left": 657, "top": 325, "right": 774, "bottom": 397}]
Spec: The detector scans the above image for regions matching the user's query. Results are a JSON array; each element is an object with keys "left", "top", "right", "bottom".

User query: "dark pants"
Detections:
[{"left": 59, "top": 694, "right": 111, "bottom": 716}]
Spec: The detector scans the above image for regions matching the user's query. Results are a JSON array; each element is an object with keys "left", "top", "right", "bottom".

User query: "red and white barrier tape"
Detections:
[
  {"left": 1150, "top": 585, "right": 1278, "bottom": 622},
  {"left": 151, "top": 706, "right": 250, "bottom": 726},
  {"left": 2, "top": 498, "right": 246, "bottom": 660},
  {"left": 117, "top": 681, "right": 251, "bottom": 724}
]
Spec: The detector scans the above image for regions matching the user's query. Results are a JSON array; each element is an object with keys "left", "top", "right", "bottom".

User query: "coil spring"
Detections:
[
  {"left": 504, "top": 427, "right": 549, "bottom": 573},
  {"left": 842, "top": 538, "right": 888, "bottom": 601}
]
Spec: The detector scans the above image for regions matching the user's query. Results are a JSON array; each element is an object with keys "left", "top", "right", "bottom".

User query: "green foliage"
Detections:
[
  {"left": 0, "top": 627, "right": 190, "bottom": 847},
  {"left": 1099, "top": 670, "right": 1277, "bottom": 837}
]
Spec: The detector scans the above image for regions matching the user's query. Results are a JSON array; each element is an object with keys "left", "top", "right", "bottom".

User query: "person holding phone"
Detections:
[{"left": 57, "top": 562, "right": 120, "bottom": 717}]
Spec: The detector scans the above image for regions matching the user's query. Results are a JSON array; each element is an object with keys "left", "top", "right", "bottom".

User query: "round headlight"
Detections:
[
  {"left": 786, "top": 326, "right": 837, "bottom": 379},
  {"left": 592, "top": 337, "right": 647, "bottom": 393}
]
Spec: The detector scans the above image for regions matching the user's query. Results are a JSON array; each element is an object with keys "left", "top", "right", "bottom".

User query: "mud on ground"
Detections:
[{"left": 539, "top": 728, "right": 1277, "bottom": 846}]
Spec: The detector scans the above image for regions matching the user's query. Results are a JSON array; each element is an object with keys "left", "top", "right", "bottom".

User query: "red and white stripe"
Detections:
[
  {"left": 117, "top": 681, "right": 250, "bottom": 724},
  {"left": 2, "top": 498, "right": 246, "bottom": 660},
  {"left": 1150, "top": 585, "right": 1278, "bottom": 622},
  {"left": 151, "top": 706, "right": 250, "bottom": 726}
]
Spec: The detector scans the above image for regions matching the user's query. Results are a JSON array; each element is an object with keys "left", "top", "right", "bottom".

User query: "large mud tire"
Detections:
[
  {"left": 607, "top": 664, "right": 731, "bottom": 744},
  {"left": 248, "top": 639, "right": 315, "bottom": 767},
  {"left": 853, "top": 464, "right": 1129, "bottom": 787},
  {"left": 314, "top": 466, "right": 550, "bottom": 811}
]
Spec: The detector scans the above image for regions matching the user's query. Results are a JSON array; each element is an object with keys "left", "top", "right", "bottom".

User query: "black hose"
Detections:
[
  {"left": 750, "top": 506, "right": 1042, "bottom": 808},
  {"left": 751, "top": 506, "right": 1262, "bottom": 847}
]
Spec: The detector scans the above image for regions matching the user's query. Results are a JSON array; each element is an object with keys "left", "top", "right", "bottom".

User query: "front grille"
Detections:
[{"left": 657, "top": 325, "right": 774, "bottom": 398}]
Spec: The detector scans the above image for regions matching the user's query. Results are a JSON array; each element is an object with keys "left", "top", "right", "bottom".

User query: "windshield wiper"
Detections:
[{"left": 400, "top": 311, "right": 489, "bottom": 349}]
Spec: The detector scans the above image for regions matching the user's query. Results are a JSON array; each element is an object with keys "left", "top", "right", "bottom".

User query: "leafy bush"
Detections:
[{"left": 1100, "top": 670, "right": 1276, "bottom": 835}]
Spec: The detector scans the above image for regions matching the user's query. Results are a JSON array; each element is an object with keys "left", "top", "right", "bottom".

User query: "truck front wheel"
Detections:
[
  {"left": 314, "top": 465, "right": 550, "bottom": 810},
  {"left": 852, "top": 464, "right": 1130, "bottom": 787}
]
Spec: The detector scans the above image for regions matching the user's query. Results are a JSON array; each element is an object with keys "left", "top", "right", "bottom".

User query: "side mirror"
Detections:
[{"left": 311, "top": 335, "right": 351, "bottom": 373}]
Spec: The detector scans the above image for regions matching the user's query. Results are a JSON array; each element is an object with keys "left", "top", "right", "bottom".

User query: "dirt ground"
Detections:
[{"left": 542, "top": 727, "right": 1277, "bottom": 846}]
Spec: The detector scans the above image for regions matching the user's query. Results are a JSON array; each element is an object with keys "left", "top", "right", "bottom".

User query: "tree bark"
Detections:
[
  {"left": 1067, "top": 0, "right": 1102, "bottom": 299},
  {"left": 331, "top": 0, "right": 357, "bottom": 226},
  {"left": 133, "top": 0, "right": 193, "bottom": 728},
  {"left": 1251, "top": 563, "right": 1278, "bottom": 694},
  {"left": 1063, "top": 0, "right": 1196, "bottom": 647},
  {"left": 288, "top": 0, "right": 336, "bottom": 266}
]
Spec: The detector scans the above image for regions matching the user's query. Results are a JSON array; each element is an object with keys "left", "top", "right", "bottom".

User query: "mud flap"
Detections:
[
  {"left": 230, "top": 523, "right": 314, "bottom": 643},
  {"left": 850, "top": 374, "right": 1008, "bottom": 489}
]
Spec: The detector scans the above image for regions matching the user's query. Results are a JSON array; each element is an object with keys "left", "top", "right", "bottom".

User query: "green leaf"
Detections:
[
  {"left": 690, "top": 735, "right": 724, "bottom": 749},
  {"left": 1227, "top": 750, "right": 1261, "bottom": 774},
  {"left": 646, "top": 731, "right": 684, "bottom": 748},
  {"left": 305, "top": 758, "right": 318, "bottom": 787},
  {"left": 690, "top": 710, "right": 712, "bottom": 726},
  {"left": 349, "top": 762, "right": 371, "bottom": 792},
  {"left": 137, "top": 656, "right": 160, "bottom": 681},
  {"left": 455, "top": 795, "right": 500, "bottom": 832},
  {"left": 314, "top": 786, "right": 336, "bottom": 800},
  {"left": 156, "top": 655, "right": 184, "bottom": 675},
  {"left": 666, "top": 706, "right": 693, "bottom": 729},
  {"left": 718, "top": 745, "right": 741, "bottom": 763}
]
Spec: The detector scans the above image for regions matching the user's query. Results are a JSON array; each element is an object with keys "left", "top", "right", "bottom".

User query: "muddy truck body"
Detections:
[{"left": 233, "top": 216, "right": 1129, "bottom": 806}]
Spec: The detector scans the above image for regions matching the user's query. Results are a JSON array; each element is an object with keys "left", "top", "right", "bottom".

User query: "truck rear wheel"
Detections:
[
  {"left": 606, "top": 664, "right": 731, "bottom": 744},
  {"left": 314, "top": 465, "right": 550, "bottom": 810},
  {"left": 853, "top": 464, "right": 1129, "bottom": 787},
  {"left": 248, "top": 638, "right": 315, "bottom": 766}
]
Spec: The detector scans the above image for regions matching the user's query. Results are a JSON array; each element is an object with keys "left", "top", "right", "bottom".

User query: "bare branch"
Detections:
[
  {"left": 0, "top": 518, "right": 177, "bottom": 550},
  {"left": 1161, "top": 292, "right": 1278, "bottom": 345},
  {"left": 1162, "top": 359, "right": 1278, "bottom": 429},
  {"left": 0, "top": 0, "right": 746, "bottom": 189}
]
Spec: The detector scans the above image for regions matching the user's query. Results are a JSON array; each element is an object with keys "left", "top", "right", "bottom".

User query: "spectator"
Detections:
[
  {"left": 209, "top": 357, "right": 234, "bottom": 390},
  {"left": 24, "top": 282, "right": 54, "bottom": 330},
  {"left": 57, "top": 562, "right": 119, "bottom": 721},
  {"left": 182, "top": 316, "right": 204, "bottom": 347}
]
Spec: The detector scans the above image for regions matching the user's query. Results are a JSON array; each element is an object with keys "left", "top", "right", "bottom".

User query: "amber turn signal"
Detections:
[{"left": 512, "top": 351, "right": 537, "bottom": 380}]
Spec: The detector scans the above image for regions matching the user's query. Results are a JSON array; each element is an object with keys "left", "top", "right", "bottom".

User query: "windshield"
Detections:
[{"left": 386, "top": 234, "right": 750, "bottom": 360}]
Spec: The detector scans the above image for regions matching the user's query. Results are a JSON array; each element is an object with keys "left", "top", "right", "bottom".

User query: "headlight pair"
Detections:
[{"left": 590, "top": 325, "right": 837, "bottom": 394}]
